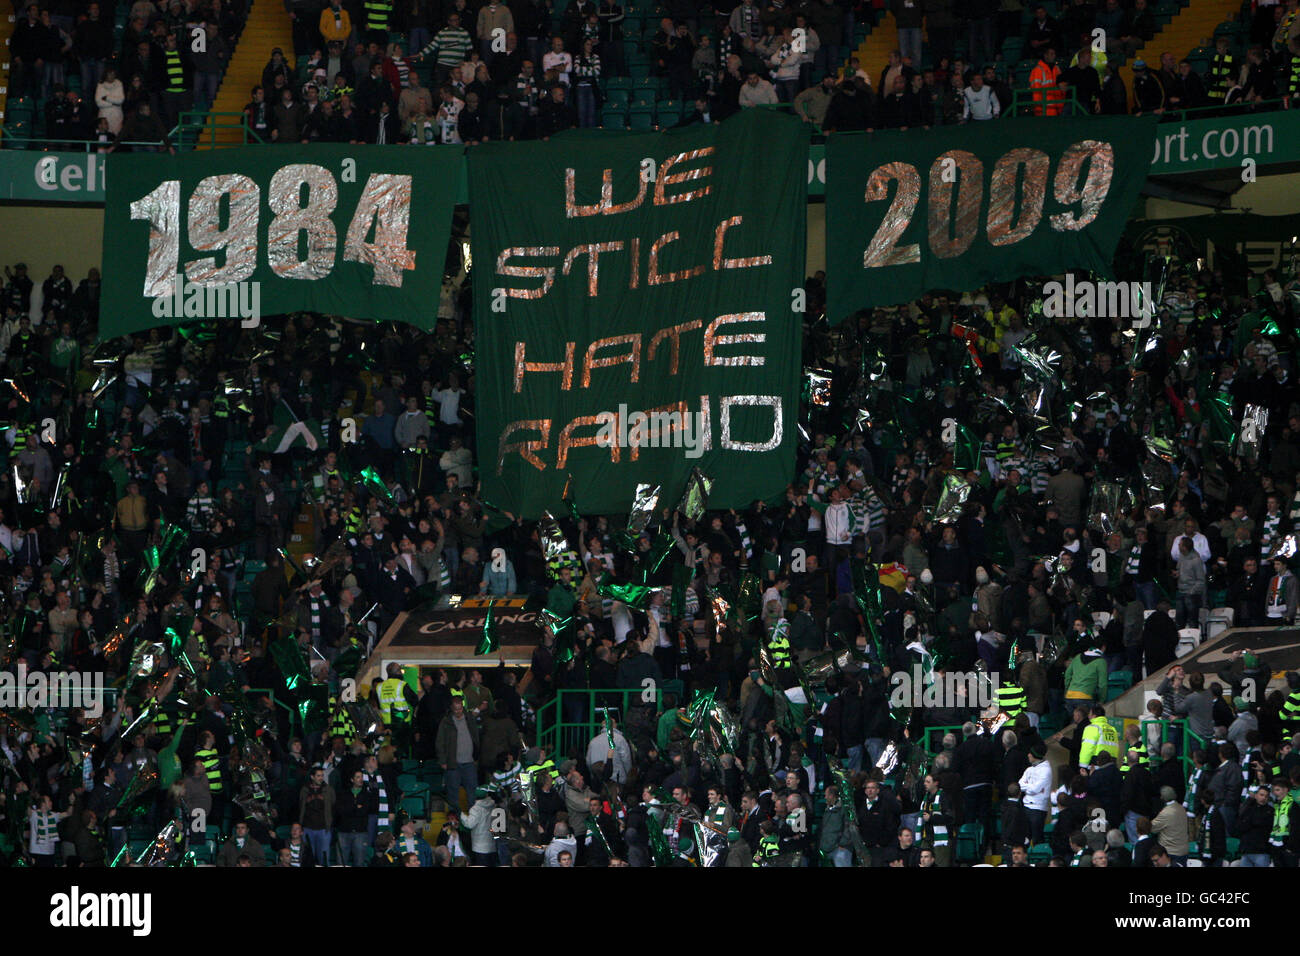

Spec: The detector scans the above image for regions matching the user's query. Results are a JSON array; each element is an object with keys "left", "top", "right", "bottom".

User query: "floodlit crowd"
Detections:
[
  {"left": 4, "top": 0, "right": 1300, "bottom": 871},
  {"left": 2, "top": 206, "right": 1300, "bottom": 868},
  {"left": 8, "top": 0, "right": 1299, "bottom": 152}
]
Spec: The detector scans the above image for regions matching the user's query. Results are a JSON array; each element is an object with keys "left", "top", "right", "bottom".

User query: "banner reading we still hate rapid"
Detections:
[
  {"left": 825, "top": 115, "right": 1157, "bottom": 321},
  {"left": 471, "top": 110, "right": 809, "bottom": 519}
]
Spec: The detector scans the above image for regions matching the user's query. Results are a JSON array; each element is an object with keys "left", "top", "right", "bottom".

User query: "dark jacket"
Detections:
[
  {"left": 1000, "top": 797, "right": 1028, "bottom": 848},
  {"left": 1121, "top": 764, "right": 1159, "bottom": 819},
  {"left": 823, "top": 87, "right": 873, "bottom": 131},
  {"left": 952, "top": 733, "right": 997, "bottom": 788},
  {"left": 435, "top": 710, "right": 482, "bottom": 766},
  {"left": 1235, "top": 797, "right": 1274, "bottom": 855},
  {"left": 336, "top": 784, "right": 378, "bottom": 833},
  {"left": 856, "top": 787, "right": 902, "bottom": 847},
  {"left": 1088, "top": 762, "right": 1123, "bottom": 827},
  {"left": 298, "top": 782, "right": 336, "bottom": 829}
]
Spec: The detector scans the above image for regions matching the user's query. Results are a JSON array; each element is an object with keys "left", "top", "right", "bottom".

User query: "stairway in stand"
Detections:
[
  {"left": 848, "top": 13, "right": 901, "bottom": 86},
  {"left": 1116, "top": 0, "right": 1243, "bottom": 111},
  {"left": 203, "top": 0, "right": 294, "bottom": 147}
]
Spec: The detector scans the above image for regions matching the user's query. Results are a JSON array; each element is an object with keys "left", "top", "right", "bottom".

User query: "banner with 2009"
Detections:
[{"left": 825, "top": 115, "right": 1158, "bottom": 322}]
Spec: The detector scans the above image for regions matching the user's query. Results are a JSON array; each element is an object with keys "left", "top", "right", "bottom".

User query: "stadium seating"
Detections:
[{"left": 956, "top": 823, "right": 985, "bottom": 864}]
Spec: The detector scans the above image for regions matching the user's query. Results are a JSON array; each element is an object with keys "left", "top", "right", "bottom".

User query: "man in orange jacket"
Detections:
[{"left": 1029, "top": 47, "right": 1065, "bottom": 115}]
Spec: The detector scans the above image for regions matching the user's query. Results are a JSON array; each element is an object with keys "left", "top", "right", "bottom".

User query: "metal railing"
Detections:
[
  {"left": 1004, "top": 88, "right": 1289, "bottom": 122},
  {"left": 171, "top": 110, "right": 266, "bottom": 150},
  {"left": 0, "top": 111, "right": 264, "bottom": 152},
  {"left": 1140, "top": 717, "right": 1208, "bottom": 781},
  {"left": 535, "top": 686, "right": 667, "bottom": 758},
  {"left": 1150, "top": 97, "right": 1288, "bottom": 123},
  {"left": 0, "top": 132, "right": 173, "bottom": 152}
]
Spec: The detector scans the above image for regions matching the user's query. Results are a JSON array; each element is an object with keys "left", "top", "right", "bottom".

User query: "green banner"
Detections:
[
  {"left": 825, "top": 115, "right": 1156, "bottom": 321},
  {"left": 470, "top": 110, "right": 808, "bottom": 519},
  {"left": 0, "top": 152, "right": 107, "bottom": 202},
  {"left": 100, "top": 145, "right": 460, "bottom": 337},
  {"left": 1147, "top": 109, "right": 1300, "bottom": 176}
]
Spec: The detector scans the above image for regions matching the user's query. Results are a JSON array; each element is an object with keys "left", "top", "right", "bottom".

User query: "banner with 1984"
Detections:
[{"left": 100, "top": 145, "right": 460, "bottom": 337}]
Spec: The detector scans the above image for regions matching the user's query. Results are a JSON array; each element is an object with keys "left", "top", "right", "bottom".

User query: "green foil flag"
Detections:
[
  {"left": 733, "top": 573, "right": 763, "bottom": 628},
  {"left": 677, "top": 468, "right": 714, "bottom": 522},
  {"left": 953, "top": 423, "right": 982, "bottom": 472},
  {"left": 478, "top": 599, "right": 500, "bottom": 656},
  {"left": 627, "top": 483, "right": 661, "bottom": 536},
  {"left": 596, "top": 573, "right": 655, "bottom": 610},
  {"left": 631, "top": 531, "right": 675, "bottom": 584},
  {"left": 270, "top": 635, "right": 312, "bottom": 693},
  {"left": 357, "top": 464, "right": 396, "bottom": 506},
  {"left": 930, "top": 472, "right": 971, "bottom": 524}
]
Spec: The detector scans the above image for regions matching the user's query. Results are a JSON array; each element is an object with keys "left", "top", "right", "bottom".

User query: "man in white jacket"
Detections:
[
  {"left": 962, "top": 73, "right": 1001, "bottom": 120},
  {"left": 464, "top": 787, "right": 499, "bottom": 866},
  {"left": 543, "top": 820, "right": 578, "bottom": 867},
  {"left": 1018, "top": 743, "right": 1053, "bottom": 846},
  {"left": 585, "top": 720, "right": 632, "bottom": 783},
  {"left": 439, "top": 436, "right": 473, "bottom": 486}
]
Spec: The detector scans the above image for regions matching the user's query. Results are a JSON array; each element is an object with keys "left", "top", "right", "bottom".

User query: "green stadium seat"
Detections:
[
  {"left": 1037, "top": 712, "right": 1063, "bottom": 737},
  {"left": 601, "top": 108, "right": 629, "bottom": 128},
  {"left": 956, "top": 823, "right": 985, "bottom": 864},
  {"left": 401, "top": 794, "right": 428, "bottom": 819},
  {"left": 628, "top": 109, "right": 655, "bottom": 130},
  {"left": 1028, "top": 843, "right": 1053, "bottom": 864},
  {"left": 397, "top": 773, "right": 428, "bottom": 796},
  {"left": 1106, "top": 669, "right": 1134, "bottom": 701},
  {"left": 188, "top": 844, "right": 213, "bottom": 864},
  {"left": 604, "top": 88, "right": 630, "bottom": 109},
  {"left": 655, "top": 98, "right": 682, "bottom": 121},
  {"left": 605, "top": 76, "right": 633, "bottom": 95}
]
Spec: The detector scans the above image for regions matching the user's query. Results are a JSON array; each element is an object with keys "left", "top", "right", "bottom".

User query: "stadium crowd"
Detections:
[
  {"left": 2, "top": 181, "right": 1300, "bottom": 866},
  {"left": 6, "top": 0, "right": 1300, "bottom": 151}
]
